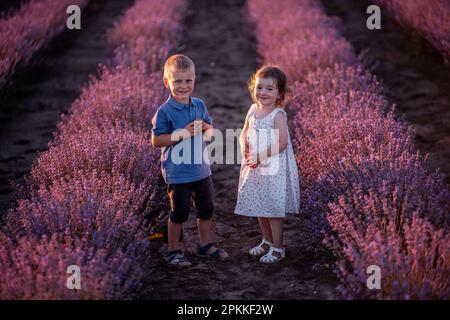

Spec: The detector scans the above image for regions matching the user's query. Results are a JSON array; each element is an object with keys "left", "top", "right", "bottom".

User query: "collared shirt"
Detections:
[{"left": 151, "top": 95, "right": 213, "bottom": 184}]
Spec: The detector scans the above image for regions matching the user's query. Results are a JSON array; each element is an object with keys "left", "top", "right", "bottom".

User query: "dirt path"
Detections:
[
  {"left": 0, "top": 0, "right": 135, "bottom": 215},
  {"left": 322, "top": 0, "right": 450, "bottom": 184},
  {"left": 148, "top": 0, "right": 337, "bottom": 300},
  {"left": 0, "top": 0, "right": 23, "bottom": 14}
]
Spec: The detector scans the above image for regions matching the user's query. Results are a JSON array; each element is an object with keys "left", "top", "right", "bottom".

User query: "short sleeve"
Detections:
[
  {"left": 273, "top": 107, "right": 287, "bottom": 119},
  {"left": 151, "top": 109, "right": 170, "bottom": 136},
  {"left": 201, "top": 100, "right": 213, "bottom": 125},
  {"left": 244, "top": 103, "right": 257, "bottom": 122},
  {"left": 273, "top": 108, "right": 288, "bottom": 133},
  {"left": 248, "top": 103, "right": 257, "bottom": 116}
]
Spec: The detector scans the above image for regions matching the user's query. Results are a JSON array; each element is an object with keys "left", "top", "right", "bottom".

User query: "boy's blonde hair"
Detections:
[{"left": 163, "top": 54, "right": 195, "bottom": 78}]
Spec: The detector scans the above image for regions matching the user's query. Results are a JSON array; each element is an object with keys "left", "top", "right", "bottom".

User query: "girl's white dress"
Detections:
[{"left": 234, "top": 104, "right": 300, "bottom": 218}]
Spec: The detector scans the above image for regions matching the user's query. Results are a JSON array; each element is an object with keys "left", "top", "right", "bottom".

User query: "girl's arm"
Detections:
[
  {"left": 239, "top": 110, "right": 252, "bottom": 154},
  {"left": 258, "top": 112, "right": 288, "bottom": 161}
]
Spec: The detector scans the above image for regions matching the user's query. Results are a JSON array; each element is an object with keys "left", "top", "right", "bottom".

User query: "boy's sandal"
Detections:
[
  {"left": 164, "top": 250, "right": 192, "bottom": 268},
  {"left": 260, "top": 247, "right": 286, "bottom": 264},
  {"left": 249, "top": 239, "right": 273, "bottom": 257},
  {"left": 196, "top": 242, "right": 229, "bottom": 261}
]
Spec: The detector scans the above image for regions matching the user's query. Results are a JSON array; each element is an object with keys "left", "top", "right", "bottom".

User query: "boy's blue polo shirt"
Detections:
[{"left": 151, "top": 95, "right": 212, "bottom": 184}]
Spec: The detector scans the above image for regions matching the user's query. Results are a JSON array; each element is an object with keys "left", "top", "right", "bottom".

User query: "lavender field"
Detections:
[{"left": 0, "top": 0, "right": 449, "bottom": 300}]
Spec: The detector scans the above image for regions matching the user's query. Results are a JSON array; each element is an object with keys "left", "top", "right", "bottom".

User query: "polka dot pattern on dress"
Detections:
[{"left": 234, "top": 104, "right": 301, "bottom": 218}]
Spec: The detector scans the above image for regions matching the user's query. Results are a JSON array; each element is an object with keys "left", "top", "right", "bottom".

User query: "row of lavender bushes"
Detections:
[
  {"left": 0, "top": 0, "right": 186, "bottom": 299},
  {"left": 247, "top": 0, "right": 449, "bottom": 299},
  {"left": 374, "top": 0, "right": 450, "bottom": 63},
  {"left": 0, "top": 0, "right": 90, "bottom": 89}
]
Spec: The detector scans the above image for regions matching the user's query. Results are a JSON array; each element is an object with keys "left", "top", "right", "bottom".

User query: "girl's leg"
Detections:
[
  {"left": 248, "top": 217, "right": 273, "bottom": 256},
  {"left": 258, "top": 217, "right": 273, "bottom": 243},
  {"left": 268, "top": 217, "right": 284, "bottom": 249},
  {"left": 259, "top": 218, "right": 285, "bottom": 263}
]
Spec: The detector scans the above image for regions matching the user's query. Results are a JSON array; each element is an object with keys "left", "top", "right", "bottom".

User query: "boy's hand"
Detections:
[
  {"left": 201, "top": 120, "right": 214, "bottom": 142},
  {"left": 179, "top": 121, "right": 209, "bottom": 140},
  {"left": 201, "top": 121, "right": 213, "bottom": 132},
  {"left": 182, "top": 121, "right": 196, "bottom": 138}
]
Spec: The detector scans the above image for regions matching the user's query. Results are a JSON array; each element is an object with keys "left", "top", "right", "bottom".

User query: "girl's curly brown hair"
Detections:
[{"left": 248, "top": 65, "right": 292, "bottom": 107}]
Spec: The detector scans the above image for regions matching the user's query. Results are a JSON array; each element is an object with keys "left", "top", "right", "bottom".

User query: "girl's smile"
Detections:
[{"left": 254, "top": 77, "right": 279, "bottom": 108}]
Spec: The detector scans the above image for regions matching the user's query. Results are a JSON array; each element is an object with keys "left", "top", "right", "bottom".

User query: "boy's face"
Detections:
[
  {"left": 254, "top": 77, "right": 279, "bottom": 107},
  {"left": 163, "top": 66, "right": 195, "bottom": 104}
]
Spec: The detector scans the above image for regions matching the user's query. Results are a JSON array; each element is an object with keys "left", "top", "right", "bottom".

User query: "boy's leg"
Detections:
[
  {"left": 192, "top": 176, "right": 215, "bottom": 246},
  {"left": 167, "top": 218, "right": 183, "bottom": 251},
  {"left": 193, "top": 176, "right": 228, "bottom": 259},
  {"left": 197, "top": 217, "right": 212, "bottom": 246},
  {"left": 167, "top": 182, "right": 192, "bottom": 251},
  {"left": 197, "top": 218, "right": 228, "bottom": 259}
]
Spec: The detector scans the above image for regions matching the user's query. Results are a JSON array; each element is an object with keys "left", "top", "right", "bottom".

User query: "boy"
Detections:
[{"left": 151, "top": 54, "right": 229, "bottom": 268}]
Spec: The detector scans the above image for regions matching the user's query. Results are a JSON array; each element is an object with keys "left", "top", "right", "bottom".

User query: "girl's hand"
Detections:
[
  {"left": 245, "top": 150, "right": 260, "bottom": 168},
  {"left": 241, "top": 135, "right": 258, "bottom": 169}
]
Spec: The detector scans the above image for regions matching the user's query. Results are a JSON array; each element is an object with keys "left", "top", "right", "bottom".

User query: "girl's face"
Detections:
[{"left": 254, "top": 77, "right": 279, "bottom": 108}]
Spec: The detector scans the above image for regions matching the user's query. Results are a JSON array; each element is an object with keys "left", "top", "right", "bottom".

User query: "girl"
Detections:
[{"left": 234, "top": 66, "right": 300, "bottom": 264}]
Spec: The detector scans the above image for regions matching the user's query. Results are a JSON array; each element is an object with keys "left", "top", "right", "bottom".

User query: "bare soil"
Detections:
[
  {"left": 147, "top": 0, "right": 338, "bottom": 300},
  {"left": 0, "top": 0, "right": 23, "bottom": 15}
]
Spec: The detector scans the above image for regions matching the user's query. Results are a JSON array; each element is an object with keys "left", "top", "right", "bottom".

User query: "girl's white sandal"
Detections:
[
  {"left": 249, "top": 239, "right": 273, "bottom": 257},
  {"left": 259, "top": 246, "right": 285, "bottom": 264}
]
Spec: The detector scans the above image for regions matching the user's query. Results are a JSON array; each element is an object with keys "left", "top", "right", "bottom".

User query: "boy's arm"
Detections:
[
  {"left": 151, "top": 109, "right": 196, "bottom": 147},
  {"left": 151, "top": 133, "right": 179, "bottom": 147},
  {"left": 151, "top": 123, "right": 196, "bottom": 147},
  {"left": 202, "top": 121, "right": 214, "bottom": 142},
  {"left": 200, "top": 100, "right": 214, "bottom": 142}
]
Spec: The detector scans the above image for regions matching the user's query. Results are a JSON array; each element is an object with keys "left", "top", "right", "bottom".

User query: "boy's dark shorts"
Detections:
[{"left": 167, "top": 175, "right": 214, "bottom": 224}]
